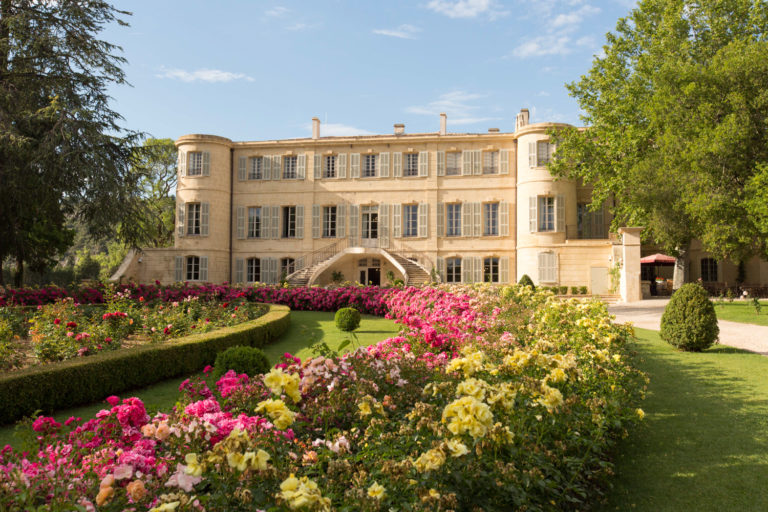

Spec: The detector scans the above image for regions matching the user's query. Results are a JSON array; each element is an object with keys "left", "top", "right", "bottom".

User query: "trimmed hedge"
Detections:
[{"left": 0, "top": 304, "right": 290, "bottom": 425}]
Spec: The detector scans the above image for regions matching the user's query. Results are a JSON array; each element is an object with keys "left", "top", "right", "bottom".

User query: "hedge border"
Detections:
[{"left": 0, "top": 304, "right": 290, "bottom": 425}]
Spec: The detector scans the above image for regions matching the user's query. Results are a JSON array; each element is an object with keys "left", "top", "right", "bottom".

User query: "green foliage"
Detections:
[
  {"left": 579, "top": 286, "right": 588, "bottom": 295},
  {"left": 334, "top": 307, "right": 361, "bottom": 332},
  {"left": 570, "top": 286, "right": 579, "bottom": 295},
  {"left": 212, "top": 346, "right": 271, "bottom": 380},
  {"left": 518, "top": 274, "right": 535, "bottom": 289},
  {"left": 660, "top": 283, "right": 719, "bottom": 351},
  {"left": 558, "top": 286, "right": 568, "bottom": 295},
  {"left": 752, "top": 297, "right": 762, "bottom": 316},
  {"left": 331, "top": 271, "right": 344, "bottom": 284}
]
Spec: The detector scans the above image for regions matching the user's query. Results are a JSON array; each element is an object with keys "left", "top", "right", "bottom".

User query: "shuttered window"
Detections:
[
  {"left": 283, "top": 156, "right": 298, "bottom": 179},
  {"left": 247, "top": 207, "right": 261, "bottom": 238},
  {"left": 403, "top": 205, "right": 418, "bottom": 237},
  {"left": 418, "top": 203, "right": 428, "bottom": 238},
  {"left": 188, "top": 152, "right": 203, "bottom": 176},
  {"left": 363, "top": 154, "right": 377, "bottom": 177},
  {"left": 404, "top": 153, "right": 418, "bottom": 176},
  {"left": 483, "top": 151, "right": 498, "bottom": 174},
  {"left": 281, "top": 258, "right": 295, "bottom": 279},
  {"left": 249, "top": 157, "right": 263, "bottom": 179},
  {"left": 446, "top": 257, "right": 462, "bottom": 283},
  {"left": 447, "top": 152, "right": 461, "bottom": 175},
  {"left": 538, "top": 252, "right": 558, "bottom": 283},
  {"left": 483, "top": 203, "right": 499, "bottom": 236},
  {"left": 447, "top": 203, "right": 461, "bottom": 236},
  {"left": 379, "top": 152, "right": 390, "bottom": 178},
  {"left": 186, "top": 203, "right": 201, "bottom": 235},
  {"left": 323, "top": 206, "right": 337, "bottom": 238},
  {"left": 247, "top": 257, "right": 261, "bottom": 283},
  {"left": 324, "top": 155, "right": 337, "bottom": 178},
  {"left": 483, "top": 257, "right": 499, "bottom": 283}
]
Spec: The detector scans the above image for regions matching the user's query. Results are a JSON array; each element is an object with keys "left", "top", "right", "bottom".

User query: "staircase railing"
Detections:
[
  {"left": 384, "top": 239, "right": 439, "bottom": 284},
  {"left": 291, "top": 238, "right": 349, "bottom": 276}
]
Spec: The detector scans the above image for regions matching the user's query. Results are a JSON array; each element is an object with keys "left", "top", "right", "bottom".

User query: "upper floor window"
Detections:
[
  {"left": 282, "top": 206, "right": 297, "bottom": 238},
  {"left": 483, "top": 151, "right": 499, "bottom": 174},
  {"left": 483, "top": 203, "right": 499, "bottom": 236},
  {"left": 323, "top": 155, "right": 336, "bottom": 179},
  {"left": 446, "top": 257, "right": 462, "bottom": 283},
  {"left": 363, "top": 154, "right": 377, "bottom": 178},
  {"left": 186, "top": 203, "right": 201, "bottom": 235},
  {"left": 249, "top": 157, "right": 263, "bottom": 180},
  {"left": 188, "top": 152, "right": 203, "bottom": 176},
  {"left": 446, "top": 152, "right": 461, "bottom": 176},
  {"left": 281, "top": 258, "right": 295, "bottom": 279},
  {"left": 446, "top": 204, "right": 461, "bottom": 237},
  {"left": 403, "top": 153, "right": 419, "bottom": 177},
  {"left": 247, "top": 207, "right": 261, "bottom": 238},
  {"left": 403, "top": 204, "right": 418, "bottom": 237},
  {"left": 701, "top": 258, "right": 718, "bottom": 282},
  {"left": 538, "top": 197, "right": 555, "bottom": 232},
  {"left": 483, "top": 257, "right": 499, "bottom": 283},
  {"left": 283, "top": 156, "right": 297, "bottom": 179},
  {"left": 186, "top": 256, "right": 201, "bottom": 281},
  {"left": 322, "top": 206, "right": 337, "bottom": 238}
]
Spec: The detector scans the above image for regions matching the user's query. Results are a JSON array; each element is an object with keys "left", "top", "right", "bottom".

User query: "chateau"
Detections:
[{"left": 113, "top": 109, "right": 768, "bottom": 301}]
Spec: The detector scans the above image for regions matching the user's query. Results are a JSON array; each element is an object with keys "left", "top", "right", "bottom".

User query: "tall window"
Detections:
[
  {"left": 446, "top": 152, "right": 461, "bottom": 175},
  {"left": 322, "top": 206, "right": 337, "bottom": 238},
  {"left": 247, "top": 257, "right": 261, "bottom": 283},
  {"left": 186, "top": 203, "right": 201, "bottom": 235},
  {"left": 483, "top": 257, "right": 499, "bottom": 283},
  {"left": 248, "top": 157, "right": 263, "bottom": 180},
  {"left": 483, "top": 203, "right": 499, "bottom": 236},
  {"left": 537, "top": 141, "right": 553, "bottom": 165},
  {"left": 701, "top": 258, "right": 718, "bottom": 282},
  {"left": 323, "top": 155, "right": 336, "bottom": 178},
  {"left": 483, "top": 151, "right": 498, "bottom": 174},
  {"left": 538, "top": 197, "right": 555, "bottom": 232},
  {"left": 403, "top": 153, "right": 418, "bottom": 176},
  {"left": 363, "top": 154, "right": 377, "bottom": 177},
  {"left": 446, "top": 204, "right": 462, "bottom": 237},
  {"left": 577, "top": 204, "right": 606, "bottom": 239},
  {"left": 247, "top": 207, "right": 261, "bottom": 238},
  {"left": 186, "top": 256, "right": 200, "bottom": 281},
  {"left": 281, "top": 258, "right": 295, "bottom": 278},
  {"left": 282, "top": 206, "right": 297, "bottom": 238},
  {"left": 188, "top": 152, "right": 203, "bottom": 176},
  {"left": 283, "top": 156, "right": 297, "bottom": 179},
  {"left": 538, "top": 252, "right": 557, "bottom": 283},
  {"left": 403, "top": 204, "right": 418, "bottom": 237},
  {"left": 446, "top": 257, "right": 462, "bottom": 283}
]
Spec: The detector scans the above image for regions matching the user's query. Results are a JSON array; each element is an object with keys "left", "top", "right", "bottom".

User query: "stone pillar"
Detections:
[{"left": 619, "top": 227, "right": 643, "bottom": 303}]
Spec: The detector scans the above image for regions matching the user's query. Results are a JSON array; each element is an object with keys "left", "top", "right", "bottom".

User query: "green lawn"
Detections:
[
  {"left": 602, "top": 328, "right": 768, "bottom": 511},
  {"left": 713, "top": 300, "right": 768, "bottom": 326},
  {"left": 0, "top": 311, "right": 399, "bottom": 450}
]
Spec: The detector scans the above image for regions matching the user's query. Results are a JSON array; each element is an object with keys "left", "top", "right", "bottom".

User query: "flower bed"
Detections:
[{"left": 0, "top": 285, "right": 645, "bottom": 511}]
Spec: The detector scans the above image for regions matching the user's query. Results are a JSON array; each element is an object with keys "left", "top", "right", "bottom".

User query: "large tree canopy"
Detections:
[
  {"left": 549, "top": 0, "right": 768, "bottom": 283},
  {"left": 0, "top": 0, "right": 143, "bottom": 286}
]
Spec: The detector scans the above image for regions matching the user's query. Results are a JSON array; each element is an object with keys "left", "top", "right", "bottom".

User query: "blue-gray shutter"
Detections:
[
  {"left": 337, "top": 204, "right": 346, "bottom": 238},
  {"left": 236, "top": 206, "right": 245, "bottom": 239},
  {"left": 473, "top": 256, "right": 482, "bottom": 283},
  {"left": 437, "top": 151, "right": 445, "bottom": 176},
  {"left": 314, "top": 154, "right": 322, "bottom": 179},
  {"left": 462, "top": 150, "right": 472, "bottom": 175},
  {"left": 202, "top": 151, "right": 210, "bottom": 176},
  {"left": 529, "top": 142, "right": 536, "bottom": 167},
  {"left": 462, "top": 202, "right": 471, "bottom": 237},
  {"left": 349, "top": 204, "right": 359, "bottom": 245},
  {"left": 437, "top": 257, "right": 445, "bottom": 282},
  {"left": 379, "top": 204, "right": 390, "bottom": 248},
  {"left": 392, "top": 204, "right": 401, "bottom": 238},
  {"left": 199, "top": 256, "right": 208, "bottom": 282},
  {"left": 295, "top": 205, "right": 305, "bottom": 238},
  {"left": 297, "top": 154, "right": 306, "bottom": 179},
  {"left": 177, "top": 202, "right": 185, "bottom": 237},
  {"left": 437, "top": 203, "right": 444, "bottom": 237},
  {"left": 473, "top": 202, "right": 481, "bottom": 237},
  {"left": 418, "top": 203, "right": 428, "bottom": 238},
  {"left": 500, "top": 149, "right": 509, "bottom": 174},
  {"left": 178, "top": 151, "right": 186, "bottom": 177},
  {"left": 271, "top": 206, "right": 279, "bottom": 239},
  {"left": 393, "top": 152, "right": 402, "bottom": 177},
  {"left": 201, "top": 203, "right": 210, "bottom": 236},
  {"left": 235, "top": 258, "right": 244, "bottom": 283},
  {"left": 350, "top": 153, "right": 360, "bottom": 178},
  {"left": 556, "top": 195, "right": 565, "bottom": 232},
  {"left": 462, "top": 256, "right": 473, "bottom": 283},
  {"left": 529, "top": 197, "right": 537, "bottom": 233},
  {"left": 312, "top": 205, "right": 321, "bottom": 239},
  {"left": 338, "top": 154, "right": 347, "bottom": 178},
  {"left": 379, "top": 152, "right": 390, "bottom": 178},
  {"left": 174, "top": 256, "right": 183, "bottom": 282},
  {"left": 238, "top": 157, "right": 246, "bottom": 181},
  {"left": 264, "top": 156, "right": 272, "bottom": 180},
  {"left": 418, "top": 151, "right": 429, "bottom": 177},
  {"left": 500, "top": 256, "right": 510, "bottom": 283},
  {"left": 500, "top": 202, "right": 509, "bottom": 236}
]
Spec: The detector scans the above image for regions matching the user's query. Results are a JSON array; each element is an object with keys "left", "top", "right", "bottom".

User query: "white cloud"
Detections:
[
  {"left": 511, "top": 33, "right": 595, "bottom": 58},
  {"left": 156, "top": 67, "right": 254, "bottom": 83},
  {"left": 551, "top": 4, "right": 600, "bottom": 30},
  {"left": 406, "top": 90, "right": 500, "bottom": 125},
  {"left": 426, "top": 0, "right": 507, "bottom": 19},
  {"left": 265, "top": 6, "right": 289, "bottom": 17},
  {"left": 286, "top": 22, "right": 309, "bottom": 31},
  {"left": 372, "top": 24, "right": 421, "bottom": 39},
  {"left": 306, "top": 122, "right": 375, "bottom": 137},
  {"left": 537, "top": 91, "right": 551, "bottom": 96}
]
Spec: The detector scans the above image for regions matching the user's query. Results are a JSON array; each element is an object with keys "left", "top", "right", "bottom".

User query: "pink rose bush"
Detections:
[{"left": 0, "top": 285, "right": 646, "bottom": 511}]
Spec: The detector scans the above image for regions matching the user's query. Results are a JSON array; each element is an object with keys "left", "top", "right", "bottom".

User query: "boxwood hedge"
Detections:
[{"left": 0, "top": 304, "right": 290, "bottom": 425}]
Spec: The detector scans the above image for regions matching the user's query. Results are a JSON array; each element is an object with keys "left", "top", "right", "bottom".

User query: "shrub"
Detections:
[
  {"left": 212, "top": 346, "right": 271, "bottom": 380},
  {"left": 335, "top": 307, "right": 361, "bottom": 332},
  {"left": 580, "top": 286, "right": 588, "bottom": 295},
  {"left": 570, "top": 286, "right": 579, "bottom": 295},
  {"left": 660, "top": 283, "right": 719, "bottom": 351},
  {"left": 518, "top": 274, "right": 535, "bottom": 289},
  {"left": 558, "top": 286, "right": 569, "bottom": 295}
]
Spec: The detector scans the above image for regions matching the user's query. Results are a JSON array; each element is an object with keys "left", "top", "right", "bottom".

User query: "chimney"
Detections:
[
  {"left": 439, "top": 113, "right": 447, "bottom": 135},
  {"left": 394, "top": 123, "right": 405, "bottom": 135},
  {"left": 515, "top": 108, "right": 530, "bottom": 131},
  {"left": 488, "top": 128, "right": 500, "bottom": 133},
  {"left": 312, "top": 117, "right": 320, "bottom": 140}
]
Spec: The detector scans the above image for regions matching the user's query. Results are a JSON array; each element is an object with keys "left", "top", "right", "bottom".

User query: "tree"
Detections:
[
  {"left": 0, "top": 0, "right": 143, "bottom": 286},
  {"left": 549, "top": 0, "right": 768, "bottom": 288}
]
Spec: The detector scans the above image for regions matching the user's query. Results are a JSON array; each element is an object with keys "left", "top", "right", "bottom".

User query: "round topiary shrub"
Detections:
[
  {"left": 212, "top": 346, "right": 271, "bottom": 380},
  {"left": 335, "top": 307, "right": 361, "bottom": 332},
  {"left": 518, "top": 274, "right": 535, "bottom": 289},
  {"left": 660, "top": 283, "right": 719, "bottom": 351}
]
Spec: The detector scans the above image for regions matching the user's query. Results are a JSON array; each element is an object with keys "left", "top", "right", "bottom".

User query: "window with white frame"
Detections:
[
  {"left": 483, "top": 151, "right": 499, "bottom": 174},
  {"left": 322, "top": 206, "right": 337, "bottom": 238},
  {"left": 446, "top": 152, "right": 461, "bottom": 175},
  {"left": 701, "top": 258, "right": 718, "bottom": 282},
  {"left": 186, "top": 203, "right": 201, "bottom": 235},
  {"left": 483, "top": 203, "right": 499, "bottom": 236},
  {"left": 323, "top": 155, "right": 336, "bottom": 178},
  {"left": 363, "top": 154, "right": 377, "bottom": 177},
  {"left": 188, "top": 152, "right": 203, "bottom": 176},
  {"left": 446, "top": 204, "right": 461, "bottom": 237},
  {"left": 403, "top": 204, "right": 418, "bottom": 237},
  {"left": 483, "top": 257, "right": 499, "bottom": 283},
  {"left": 247, "top": 207, "right": 261, "bottom": 238},
  {"left": 403, "top": 153, "right": 418, "bottom": 177},
  {"left": 247, "top": 257, "right": 261, "bottom": 282},
  {"left": 537, "top": 141, "right": 553, "bottom": 166},
  {"left": 283, "top": 156, "right": 297, "bottom": 179},
  {"left": 538, "top": 197, "right": 555, "bottom": 232},
  {"left": 186, "top": 256, "right": 200, "bottom": 280},
  {"left": 446, "top": 257, "right": 462, "bottom": 283},
  {"left": 248, "top": 157, "right": 263, "bottom": 180},
  {"left": 281, "top": 258, "right": 295, "bottom": 278},
  {"left": 282, "top": 206, "right": 297, "bottom": 238},
  {"left": 538, "top": 252, "right": 558, "bottom": 283}
]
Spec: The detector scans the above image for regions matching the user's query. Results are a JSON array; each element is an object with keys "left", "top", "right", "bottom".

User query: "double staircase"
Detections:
[{"left": 387, "top": 253, "right": 432, "bottom": 286}]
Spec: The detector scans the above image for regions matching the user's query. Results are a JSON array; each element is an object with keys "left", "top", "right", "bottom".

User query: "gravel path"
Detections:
[{"left": 608, "top": 298, "right": 768, "bottom": 356}]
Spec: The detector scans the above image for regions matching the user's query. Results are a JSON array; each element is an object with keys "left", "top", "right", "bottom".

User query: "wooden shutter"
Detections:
[
  {"left": 202, "top": 151, "right": 210, "bottom": 176},
  {"left": 379, "top": 204, "right": 390, "bottom": 248},
  {"left": 473, "top": 256, "right": 482, "bottom": 283},
  {"left": 437, "top": 257, "right": 446, "bottom": 282},
  {"left": 500, "top": 149, "right": 509, "bottom": 175},
  {"left": 264, "top": 156, "right": 272, "bottom": 180},
  {"left": 393, "top": 152, "right": 402, "bottom": 177},
  {"left": 462, "top": 150, "right": 472, "bottom": 175},
  {"left": 337, "top": 204, "right": 346, "bottom": 238},
  {"left": 418, "top": 203, "right": 428, "bottom": 238},
  {"left": 529, "top": 197, "right": 537, "bottom": 233},
  {"left": 462, "top": 257, "right": 473, "bottom": 283},
  {"left": 500, "top": 256, "right": 510, "bottom": 283},
  {"left": 200, "top": 256, "right": 208, "bottom": 282},
  {"left": 349, "top": 204, "right": 359, "bottom": 244},
  {"left": 238, "top": 157, "right": 246, "bottom": 181},
  {"left": 174, "top": 256, "right": 183, "bottom": 282},
  {"left": 392, "top": 204, "right": 401, "bottom": 238},
  {"left": 177, "top": 202, "right": 185, "bottom": 237},
  {"left": 314, "top": 154, "right": 322, "bottom": 179},
  {"left": 201, "top": 203, "right": 210, "bottom": 236},
  {"left": 236, "top": 206, "right": 245, "bottom": 239},
  {"left": 473, "top": 202, "right": 481, "bottom": 237},
  {"left": 556, "top": 195, "right": 565, "bottom": 232},
  {"left": 500, "top": 202, "right": 509, "bottom": 236},
  {"left": 437, "top": 203, "right": 444, "bottom": 237},
  {"left": 351, "top": 153, "right": 360, "bottom": 178},
  {"left": 338, "top": 153, "right": 347, "bottom": 178},
  {"left": 418, "top": 151, "right": 429, "bottom": 177},
  {"left": 548, "top": 143, "right": 556, "bottom": 162},
  {"left": 472, "top": 150, "right": 481, "bottom": 175},
  {"left": 312, "top": 205, "right": 321, "bottom": 239},
  {"left": 297, "top": 154, "right": 306, "bottom": 179},
  {"left": 379, "top": 152, "right": 390, "bottom": 178},
  {"left": 271, "top": 206, "right": 279, "bottom": 239},
  {"left": 178, "top": 151, "right": 186, "bottom": 177},
  {"left": 437, "top": 151, "right": 445, "bottom": 176},
  {"left": 529, "top": 142, "right": 536, "bottom": 167},
  {"left": 277, "top": 155, "right": 285, "bottom": 179},
  {"left": 260, "top": 208, "right": 270, "bottom": 239},
  {"left": 295, "top": 205, "right": 304, "bottom": 238},
  {"left": 462, "top": 202, "right": 472, "bottom": 237},
  {"left": 235, "top": 258, "right": 244, "bottom": 283}
]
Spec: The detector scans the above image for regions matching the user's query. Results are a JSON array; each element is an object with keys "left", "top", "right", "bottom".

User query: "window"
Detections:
[
  {"left": 483, "top": 203, "right": 499, "bottom": 236},
  {"left": 247, "top": 257, "right": 261, "bottom": 283},
  {"left": 358, "top": 258, "right": 368, "bottom": 267},
  {"left": 280, "top": 258, "right": 295, "bottom": 278},
  {"left": 186, "top": 203, "right": 201, "bottom": 235},
  {"left": 363, "top": 154, "right": 377, "bottom": 177},
  {"left": 247, "top": 207, "right": 261, "bottom": 238},
  {"left": 248, "top": 157, "right": 263, "bottom": 180},
  {"left": 283, "top": 156, "right": 297, "bottom": 179},
  {"left": 483, "top": 257, "right": 499, "bottom": 283},
  {"left": 323, "top": 155, "right": 336, "bottom": 178},
  {"left": 446, "top": 204, "right": 461, "bottom": 236},
  {"left": 577, "top": 204, "right": 606, "bottom": 239},
  {"left": 483, "top": 151, "right": 498, "bottom": 174},
  {"left": 188, "top": 152, "right": 203, "bottom": 176},
  {"left": 538, "top": 252, "right": 557, "bottom": 283},
  {"left": 446, "top": 257, "right": 462, "bottom": 283},
  {"left": 186, "top": 256, "right": 200, "bottom": 281},
  {"left": 446, "top": 152, "right": 461, "bottom": 175},
  {"left": 282, "top": 206, "right": 297, "bottom": 238},
  {"left": 537, "top": 141, "right": 553, "bottom": 166},
  {"left": 403, "top": 204, "right": 418, "bottom": 237},
  {"left": 322, "top": 206, "right": 337, "bottom": 238},
  {"left": 538, "top": 197, "right": 555, "bottom": 232},
  {"left": 403, "top": 153, "right": 418, "bottom": 177},
  {"left": 701, "top": 258, "right": 718, "bottom": 282}
]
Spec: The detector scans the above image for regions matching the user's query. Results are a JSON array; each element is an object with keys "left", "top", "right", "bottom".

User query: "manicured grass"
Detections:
[
  {"left": 713, "top": 300, "right": 768, "bottom": 326},
  {"left": 602, "top": 328, "right": 768, "bottom": 511},
  {"left": 0, "top": 311, "right": 399, "bottom": 451}
]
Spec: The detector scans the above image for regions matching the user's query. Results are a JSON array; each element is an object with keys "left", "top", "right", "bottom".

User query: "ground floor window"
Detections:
[
  {"left": 483, "top": 257, "right": 499, "bottom": 283},
  {"left": 701, "top": 258, "right": 718, "bottom": 282},
  {"left": 186, "top": 256, "right": 200, "bottom": 281},
  {"left": 446, "top": 257, "right": 462, "bottom": 283},
  {"left": 281, "top": 257, "right": 295, "bottom": 278},
  {"left": 538, "top": 252, "right": 557, "bottom": 283},
  {"left": 247, "top": 257, "right": 261, "bottom": 282}
]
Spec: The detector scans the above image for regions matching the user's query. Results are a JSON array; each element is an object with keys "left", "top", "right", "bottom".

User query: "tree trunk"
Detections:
[
  {"left": 13, "top": 257, "right": 22, "bottom": 288},
  {"left": 673, "top": 246, "right": 688, "bottom": 290}
]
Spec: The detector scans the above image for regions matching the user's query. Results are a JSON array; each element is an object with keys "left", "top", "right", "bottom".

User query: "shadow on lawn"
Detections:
[{"left": 602, "top": 336, "right": 768, "bottom": 511}]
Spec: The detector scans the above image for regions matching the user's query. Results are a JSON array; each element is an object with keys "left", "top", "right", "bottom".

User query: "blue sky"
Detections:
[{"left": 105, "top": 0, "right": 636, "bottom": 141}]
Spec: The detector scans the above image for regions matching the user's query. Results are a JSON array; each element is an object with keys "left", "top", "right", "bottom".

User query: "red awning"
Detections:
[{"left": 640, "top": 253, "right": 676, "bottom": 265}]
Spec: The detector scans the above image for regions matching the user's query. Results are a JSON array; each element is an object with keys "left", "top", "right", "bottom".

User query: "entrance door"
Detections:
[
  {"left": 361, "top": 206, "right": 379, "bottom": 248},
  {"left": 590, "top": 267, "right": 609, "bottom": 295},
  {"left": 367, "top": 267, "right": 381, "bottom": 286}
]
